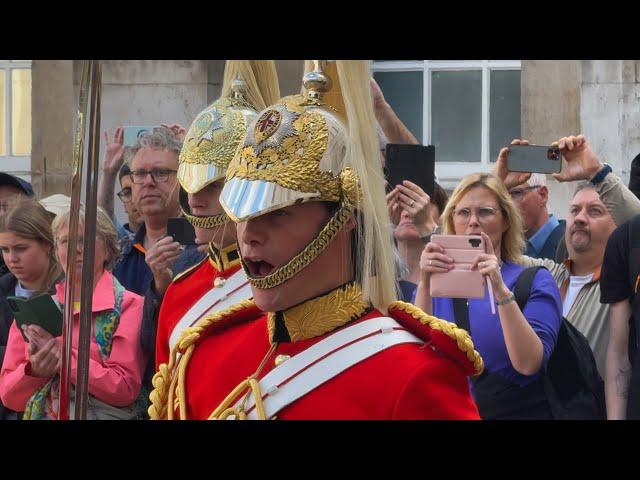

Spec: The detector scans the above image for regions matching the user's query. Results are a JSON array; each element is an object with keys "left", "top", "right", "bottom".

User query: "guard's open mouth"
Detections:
[{"left": 244, "top": 258, "right": 276, "bottom": 278}]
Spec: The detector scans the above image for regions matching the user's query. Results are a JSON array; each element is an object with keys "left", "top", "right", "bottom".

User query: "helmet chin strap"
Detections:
[
  {"left": 179, "top": 188, "right": 229, "bottom": 229},
  {"left": 240, "top": 199, "right": 354, "bottom": 290},
  {"left": 182, "top": 209, "right": 229, "bottom": 229}
]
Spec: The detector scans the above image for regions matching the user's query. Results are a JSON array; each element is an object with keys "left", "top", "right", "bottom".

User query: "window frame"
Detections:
[
  {"left": 0, "top": 60, "right": 32, "bottom": 176},
  {"left": 372, "top": 60, "right": 521, "bottom": 189}
]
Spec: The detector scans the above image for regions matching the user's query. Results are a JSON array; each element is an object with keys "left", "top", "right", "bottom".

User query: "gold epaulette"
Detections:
[
  {"left": 172, "top": 256, "right": 208, "bottom": 283},
  {"left": 388, "top": 301, "right": 484, "bottom": 377}
]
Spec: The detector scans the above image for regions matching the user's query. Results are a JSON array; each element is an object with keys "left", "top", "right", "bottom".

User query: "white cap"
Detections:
[{"left": 39, "top": 194, "right": 71, "bottom": 217}]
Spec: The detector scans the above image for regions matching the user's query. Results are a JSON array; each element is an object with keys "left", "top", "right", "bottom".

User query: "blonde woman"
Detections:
[
  {"left": 0, "top": 207, "right": 146, "bottom": 419},
  {"left": 415, "top": 173, "right": 562, "bottom": 419},
  {"left": 0, "top": 200, "right": 61, "bottom": 419}
]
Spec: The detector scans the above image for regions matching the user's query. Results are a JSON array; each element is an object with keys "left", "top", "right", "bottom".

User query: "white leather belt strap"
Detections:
[
  {"left": 232, "top": 316, "right": 423, "bottom": 420},
  {"left": 169, "top": 268, "right": 252, "bottom": 351}
]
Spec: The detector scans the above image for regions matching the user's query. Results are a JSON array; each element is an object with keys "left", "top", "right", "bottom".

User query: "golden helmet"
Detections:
[
  {"left": 220, "top": 61, "right": 397, "bottom": 310},
  {"left": 177, "top": 61, "right": 280, "bottom": 229}
]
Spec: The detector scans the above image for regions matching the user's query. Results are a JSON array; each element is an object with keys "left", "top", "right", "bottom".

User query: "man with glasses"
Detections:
[
  {"left": 115, "top": 164, "right": 142, "bottom": 236},
  {"left": 508, "top": 173, "right": 566, "bottom": 261},
  {"left": 495, "top": 135, "right": 640, "bottom": 377},
  {"left": 113, "top": 126, "right": 184, "bottom": 297}
]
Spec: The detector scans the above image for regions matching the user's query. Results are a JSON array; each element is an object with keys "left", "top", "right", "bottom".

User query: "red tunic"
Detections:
[
  {"left": 175, "top": 302, "right": 481, "bottom": 420},
  {"left": 155, "top": 257, "right": 242, "bottom": 370}
]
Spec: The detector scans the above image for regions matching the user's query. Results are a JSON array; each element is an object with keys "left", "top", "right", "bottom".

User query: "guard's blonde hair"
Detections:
[
  {"left": 442, "top": 172, "right": 525, "bottom": 263},
  {"left": 335, "top": 60, "right": 398, "bottom": 311},
  {"left": 221, "top": 60, "right": 281, "bottom": 111}
]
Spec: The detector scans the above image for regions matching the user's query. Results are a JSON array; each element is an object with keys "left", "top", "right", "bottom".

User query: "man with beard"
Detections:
[{"left": 494, "top": 135, "right": 640, "bottom": 377}]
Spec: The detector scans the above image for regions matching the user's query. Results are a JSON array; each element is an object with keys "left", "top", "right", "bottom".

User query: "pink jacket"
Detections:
[{"left": 0, "top": 270, "right": 145, "bottom": 411}]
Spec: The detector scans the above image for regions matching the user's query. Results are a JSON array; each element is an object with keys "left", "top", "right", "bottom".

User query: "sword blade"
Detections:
[
  {"left": 59, "top": 60, "right": 91, "bottom": 421},
  {"left": 74, "top": 59, "right": 102, "bottom": 420}
]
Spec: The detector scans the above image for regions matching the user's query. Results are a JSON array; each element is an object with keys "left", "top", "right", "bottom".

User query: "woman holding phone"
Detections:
[
  {"left": 414, "top": 172, "right": 562, "bottom": 419},
  {"left": 0, "top": 200, "right": 61, "bottom": 419},
  {"left": 0, "top": 206, "right": 147, "bottom": 419}
]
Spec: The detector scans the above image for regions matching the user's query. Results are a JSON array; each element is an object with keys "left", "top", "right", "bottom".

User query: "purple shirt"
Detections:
[{"left": 432, "top": 261, "right": 562, "bottom": 387}]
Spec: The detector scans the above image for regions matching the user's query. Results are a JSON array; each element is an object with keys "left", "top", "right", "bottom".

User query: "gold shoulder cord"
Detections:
[
  {"left": 207, "top": 342, "right": 278, "bottom": 420},
  {"left": 148, "top": 298, "right": 257, "bottom": 420},
  {"left": 389, "top": 301, "right": 484, "bottom": 376}
]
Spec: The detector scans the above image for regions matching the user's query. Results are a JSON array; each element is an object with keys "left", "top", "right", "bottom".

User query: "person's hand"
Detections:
[
  {"left": 145, "top": 235, "right": 183, "bottom": 295},
  {"left": 395, "top": 180, "right": 436, "bottom": 237},
  {"left": 493, "top": 139, "right": 532, "bottom": 189},
  {"left": 27, "top": 337, "right": 61, "bottom": 378},
  {"left": 551, "top": 134, "right": 603, "bottom": 183},
  {"left": 370, "top": 77, "right": 387, "bottom": 112},
  {"left": 160, "top": 123, "right": 187, "bottom": 142},
  {"left": 23, "top": 324, "right": 55, "bottom": 353},
  {"left": 471, "top": 232, "right": 508, "bottom": 298},
  {"left": 419, "top": 241, "right": 454, "bottom": 281},
  {"left": 386, "top": 185, "right": 401, "bottom": 226},
  {"left": 102, "top": 127, "right": 126, "bottom": 175}
]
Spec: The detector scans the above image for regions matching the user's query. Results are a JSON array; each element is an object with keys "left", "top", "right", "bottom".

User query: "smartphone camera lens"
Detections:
[
  {"left": 469, "top": 238, "right": 481, "bottom": 248},
  {"left": 547, "top": 147, "right": 560, "bottom": 161}
]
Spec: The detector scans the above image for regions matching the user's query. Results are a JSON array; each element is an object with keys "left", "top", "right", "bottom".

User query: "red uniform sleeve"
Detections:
[
  {"left": 392, "top": 351, "right": 481, "bottom": 420},
  {"left": 155, "top": 284, "right": 174, "bottom": 370}
]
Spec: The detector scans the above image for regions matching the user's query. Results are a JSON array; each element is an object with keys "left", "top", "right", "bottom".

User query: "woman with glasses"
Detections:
[{"left": 414, "top": 172, "right": 563, "bottom": 419}]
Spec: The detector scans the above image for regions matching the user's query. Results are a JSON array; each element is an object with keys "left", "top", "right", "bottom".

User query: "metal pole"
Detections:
[
  {"left": 74, "top": 60, "right": 102, "bottom": 420},
  {"left": 59, "top": 60, "right": 90, "bottom": 421}
]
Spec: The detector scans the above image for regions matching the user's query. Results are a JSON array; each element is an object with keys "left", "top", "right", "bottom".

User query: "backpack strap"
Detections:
[{"left": 513, "top": 266, "right": 544, "bottom": 311}]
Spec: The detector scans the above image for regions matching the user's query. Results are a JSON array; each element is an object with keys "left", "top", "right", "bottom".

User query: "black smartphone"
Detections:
[
  {"left": 384, "top": 144, "right": 435, "bottom": 197},
  {"left": 507, "top": 145, "right": 562, "bottom": 174},
  {"left": 166, "top": 217, "right": 197, "bottom": 245},
  {"left": 8, "top": 293, "right": 63, "bottom": 342}
]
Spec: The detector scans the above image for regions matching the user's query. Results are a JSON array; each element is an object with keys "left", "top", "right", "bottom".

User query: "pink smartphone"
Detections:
[{"left": 429, "top": 234, "right": 486, "bottom": 299}]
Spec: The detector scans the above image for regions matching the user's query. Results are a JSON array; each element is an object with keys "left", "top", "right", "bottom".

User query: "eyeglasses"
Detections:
[
  {"left": 453, "top": 206, "right": 501, "bottom": 224},
  {"left": 117, "top": 187, "right": 132, "bottom": 203},
  {"left": 57, "top": 236, "right": 85, "bottom": 249},
  {"left": 129, "top": 168, "right": 177, "bottom": 184},
  {"left": 508, "top": 185, "right": 540, "bottom": 200}
]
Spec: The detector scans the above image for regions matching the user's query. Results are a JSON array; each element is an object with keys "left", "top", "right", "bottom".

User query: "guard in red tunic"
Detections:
[
  {"left": 152, "top": 61, "right": 280, "bottom": 371},
  {"left": 149, "top": 61, "right": 483, "bottom": 420}
]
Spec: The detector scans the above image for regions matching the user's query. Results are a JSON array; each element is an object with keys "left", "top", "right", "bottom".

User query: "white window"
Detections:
[
  {"left": 0, "top": 60, "right": 32, "bottom": 179},
  {"left": 372, "top": 60, "right": 521, "bottom": 190}
]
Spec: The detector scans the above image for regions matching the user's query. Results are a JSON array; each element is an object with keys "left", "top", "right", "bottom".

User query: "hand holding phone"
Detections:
[
  {"left": 427, "top": 234, "right": 487, "bottom": 299},
  {"left": 384, "top": 144, "right": 435, "bottom": 197},
  {"left": 506, "top": 144, "right": 562, "bottom": 174},
  {"left": 166, "top": 217, "right": 197, "bottom": 245}
]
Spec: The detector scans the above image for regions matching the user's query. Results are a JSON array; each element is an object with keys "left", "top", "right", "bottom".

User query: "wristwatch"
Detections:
[
  {"left": 495, "top": 291, "right": 515, "bottom": 306},
  {"left": 590, "top": 163, "right": 612, "bottom": 185}
]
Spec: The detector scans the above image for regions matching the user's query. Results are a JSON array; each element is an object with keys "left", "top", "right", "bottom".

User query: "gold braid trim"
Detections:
[
  {"left": 243, "top": 201, "right": 354, "bottom": 289},
  {"left": 182, "top": 209, "right": 228, "bottom": 229},
  {"left": 147, "top": 298, "right": 257, "bottom": 420},
  {"left": 389, "top": 301, "right": 484, "bottom": 376}
]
